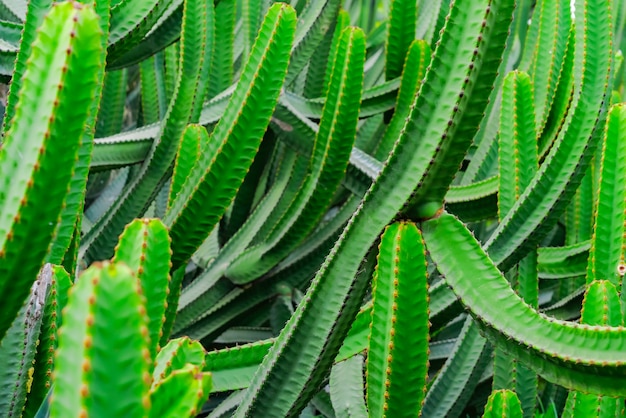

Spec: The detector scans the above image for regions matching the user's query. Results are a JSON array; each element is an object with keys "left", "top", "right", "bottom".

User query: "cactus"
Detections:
[{"left": 2, "top": 0, "right": 626, "bottom": 415}]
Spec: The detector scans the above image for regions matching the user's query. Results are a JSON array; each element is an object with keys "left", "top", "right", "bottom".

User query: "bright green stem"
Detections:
[
  {"left": 149, "top": 364, "right": 212, "bottom": 417},
  {"left": 495, "top": 69, "right": 539, "bottom": 417},
  {"left": 374, "top": 39, "right": 431, "bottom": 161},
  {"left": 153, "top": 337, "right": 206, "bottom": 388},
  {"left": 366, "top": 222, "right": 429, "bottom": 417},
  {"left": 168, "top": 124, "right": 205, "bottom": 209},
  {"left": 0, "top": 0, "right": 103, "bottom": 341},
  {"left": 113, "top": 218, "right": 171, "bottom": 361},
  {"left": 224, "top": 25, "right": 365, "bottom": 284},
  {"left": 483, "top": 390, "right": 523, "bottom": 418},
  {"left": 586, "top": 104, "right": 626, "bottom": 286},
  {"left": 50, "top": 262, "right": 151, "bottom": 417},
  {"left": 208, "top": 0, "right": 234, "bottom": 98},
  {"left": 2, "top": 0, "right": 54, "bottom": 134},
  {"left": 164, "top": 3, "right": 297, "bottom": 269},
  {"left": 46, "top": 0, "right": 110, "bottom": 267}
]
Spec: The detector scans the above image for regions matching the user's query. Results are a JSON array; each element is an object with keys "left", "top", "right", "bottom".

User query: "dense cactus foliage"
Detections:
[{"left": 1, "top": 0, "right": 626, "bottom": 416}]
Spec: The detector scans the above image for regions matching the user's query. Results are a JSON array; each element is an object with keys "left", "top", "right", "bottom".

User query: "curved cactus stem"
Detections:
[
  {"left": 225, "top": 25, "right": 365, "bottom": 284},
  {"left": 421, "top": 212, "right": 626, "bottom": 396},
  {"left": 164, "top": 3, "right": 297, "bottom": 269},
  {"left": 385, "top": 0, "right": 416, "bottom": 81}
]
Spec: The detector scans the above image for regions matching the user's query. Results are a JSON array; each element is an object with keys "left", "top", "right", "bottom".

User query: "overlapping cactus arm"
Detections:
[
  {"left": 403, "top": 0, "right": 514, "bottom": 218},
  {"left": 149, "top": 363, "right": 212, "bottom": 418},
  {"left": 46, "top": 0, "right": 110, "bottom": 267},
  {"left": 173, "top": 149, "right": 299, "bottom": 332},
  {"left": 140, "top": 56, "right": 165, "bottom": 124},
  {"left": 202, "top": 338, "right": 273, "bottom": 393},
  {"left": 164, "top": 3, "right": 297, "bottom": 269},
  {"left": 485, "top": 0, "right": 613, "bottom": 271},
  {"left": 366, "top": 222, "right": 429, "bottom": 417},
  {"left": 113, "top": 218, "right": 171, "bottom": 360},
  {"left": 225, "top": 25, "right": 365, "bottom": 284},
  {"left": 538, "top": 26, "right": 575, "bottom": 157},
  {"left": 498, "top": 70, "right": 538, "bottom": 220},
  {"left": 483, "top": 390, "right": 523, "bottom": 418},
  {"left": 152, "top": 337, "right": 206, "bottom": 388},
  {"left": 241, "top": 0, "right": 262, "bottom": 68},
  {"left": 421, "top": 212, "right": 626, "bottom": 396},
  {"left": 0, "top": 266, "right": 50, "bottom": 416},
  {"left": 586, "top": 104, "right": 626, "bottom": 286},
  {"left": 81, "top": 0, "right": 208, "bottom": 262},
  {"left": 0, "top": 1, "right": 103, "bottom": 341},
  {"left": 561, "top": 280, "right": 624, "bottom": 417},
  {"left": 385, "top": 0, "right": 416, "bottom": 81},
  {"left": 233, "top": 1, "right": 514, "bottom": 416},
  {"left": 22, "top": 265, "right": 71, "bottom": 418},
  {"left": 49, "top": 262, "right": 151, "bottom": 417}
]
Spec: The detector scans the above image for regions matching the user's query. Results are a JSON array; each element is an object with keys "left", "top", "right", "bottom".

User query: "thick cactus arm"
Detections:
[
  {"left": 113, "top": 219, "right": 172, "bottom": 361},
  {"left": 0, "top": 0, "right": 103, "bottom": 340},
  {"left": 366, "top": 222, "right": 429, "bottom": 417},
  {"left": 49, "top": 262, "right": 151, "bottom": 417},
  {"left": 562, "top": 281, "right": 624, "bottom": 416},
  {"left": 148, "top": 364, "right": 212, "bottom": 418},
  {"left": 152, "top": 337, "right": 206, "bottom": 388},
  {"left": 385, "top": 0, "right": 416, "bottom": 81},
  {"left": 421, "top": 212, "right": 626, "bottom": 396}
]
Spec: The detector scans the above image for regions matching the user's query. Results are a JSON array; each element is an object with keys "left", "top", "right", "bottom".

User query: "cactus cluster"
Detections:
[{"left": 2, "top": 0, "right": 626, "bottom": 416}]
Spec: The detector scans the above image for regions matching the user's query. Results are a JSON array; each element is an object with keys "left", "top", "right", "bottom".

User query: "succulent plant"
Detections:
[{"left": 1, "top": 0, "right": 626, "bottom": 416}]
